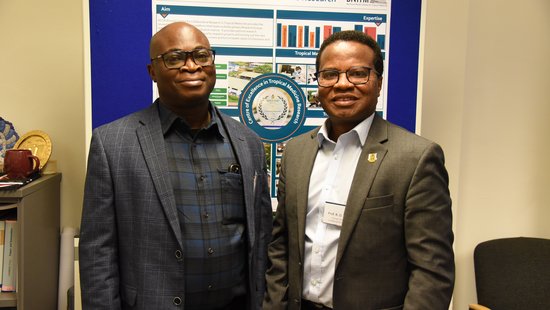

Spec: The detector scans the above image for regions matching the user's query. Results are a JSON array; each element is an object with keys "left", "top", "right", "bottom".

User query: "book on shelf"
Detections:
[
  {"left": 1, "top": 220, "right": 16, "bottom": 292},
  {"left": 0, "top": 172, "right": 41, "bottom": 190}
]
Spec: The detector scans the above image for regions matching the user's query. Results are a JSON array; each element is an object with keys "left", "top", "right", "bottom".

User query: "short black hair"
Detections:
[{"left": 315, "top": 30, "right": 383, "bottom": 76}]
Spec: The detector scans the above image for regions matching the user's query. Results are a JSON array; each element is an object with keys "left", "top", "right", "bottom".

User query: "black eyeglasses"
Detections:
[
  {"left": 315, "top": 66, "right": 379, "bottom": 87},
  {"left": 151, "top": 48, "right": 215, "bottom": 69}
]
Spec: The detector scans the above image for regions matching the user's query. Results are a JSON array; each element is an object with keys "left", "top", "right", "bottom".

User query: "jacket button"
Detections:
[
  {"left": 173, "top": 296, "right": 182, "bottom": 306},
  {"left": 175, "top": 250, "right": 182, "bottom": 259}
]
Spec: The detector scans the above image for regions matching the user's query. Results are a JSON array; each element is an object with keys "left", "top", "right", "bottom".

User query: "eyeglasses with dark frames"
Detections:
[
  {"left": 315, "top": 66, "right": 379, "bottom": 87},
  {"left": 151, "top": 48, "right": 215, "bottom": 69}
]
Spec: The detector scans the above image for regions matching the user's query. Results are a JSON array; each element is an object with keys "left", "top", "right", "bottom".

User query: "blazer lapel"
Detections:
[
  {"left": 136, "top": 103, "right": 183, "bottom": 248},
  {"left": 336, "top": 115, "right": 388, "bottom": 267},
  {"left": 296, "top": 130, "right": 321, "bottom": 261},
  {"left": 217, "top": 110, "right": 256, "bottom": 249}
]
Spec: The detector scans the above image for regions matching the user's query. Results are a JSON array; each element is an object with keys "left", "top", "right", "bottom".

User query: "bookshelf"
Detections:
[{"left": 0, "top": 173, "right": 61, "bottom": 309}]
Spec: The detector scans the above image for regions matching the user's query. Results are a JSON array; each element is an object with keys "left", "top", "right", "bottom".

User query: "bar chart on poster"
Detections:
[{"left": 89, "top": 0, "right": 422, "bottom": 199}]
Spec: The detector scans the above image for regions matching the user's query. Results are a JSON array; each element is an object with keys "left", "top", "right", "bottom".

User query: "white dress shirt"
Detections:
[{"left": 302, "top": 114, "right": 374, "bottom": 307}]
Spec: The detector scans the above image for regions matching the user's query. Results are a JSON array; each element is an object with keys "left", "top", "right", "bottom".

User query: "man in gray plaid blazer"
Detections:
[{"left": 79, "top": 22, "right": 272, "bottom": 309}]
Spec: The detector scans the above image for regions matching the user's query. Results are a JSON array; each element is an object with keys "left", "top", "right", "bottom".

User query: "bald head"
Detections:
[
  {"left": 146, "top": 21, "right": 216, "bottom": 119},
  {"left": 149, "top": 22, "right": 211, "bottom": 59}
]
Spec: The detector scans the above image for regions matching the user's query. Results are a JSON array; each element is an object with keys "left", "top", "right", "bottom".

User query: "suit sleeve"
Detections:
[
  {"left": 404, "top": 142, "right": 455, "bottom": 309},
  {"left": 263, "top": 151, "right": 289, "bottom": 310},
  {"left": 79, "top": 130, "right": 121, "bottom": 309}
]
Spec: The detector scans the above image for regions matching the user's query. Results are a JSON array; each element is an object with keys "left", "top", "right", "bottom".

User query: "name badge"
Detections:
[{"left": 322, "top": 202, "right": 346, "bottom": 226}]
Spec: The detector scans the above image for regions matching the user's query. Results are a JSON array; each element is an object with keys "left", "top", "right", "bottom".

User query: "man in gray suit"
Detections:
[
  {"left": 79, "top": 22, "right": 272, "bottom": 309},
  {"left": 264, "top": 30, "right": 454, "bottom": 309}
]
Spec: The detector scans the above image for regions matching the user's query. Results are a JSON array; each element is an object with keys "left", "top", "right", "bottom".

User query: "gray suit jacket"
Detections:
[
  {"left": 79, "top": 101, "right": 272, "bottom": 309},
  {"left": 264, "top": 115, "right": 454, "bottom": 310}
]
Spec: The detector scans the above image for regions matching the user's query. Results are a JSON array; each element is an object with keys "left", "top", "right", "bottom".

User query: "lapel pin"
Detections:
[{"left": 368, "top": 153, "right": 377, "bottom": 163}]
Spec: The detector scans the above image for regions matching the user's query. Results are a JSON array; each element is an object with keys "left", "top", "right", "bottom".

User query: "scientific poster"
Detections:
[{"left": 152, "top": 0, "right": 391, "bottom": 200}]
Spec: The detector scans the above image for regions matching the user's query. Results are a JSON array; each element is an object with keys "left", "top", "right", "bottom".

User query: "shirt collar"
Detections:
[
  {"left": 158, "top": 101, "right": 225, "bottom": 140},
  {"left": 316, "top": 113, "right": 375, "bottom": 147}
]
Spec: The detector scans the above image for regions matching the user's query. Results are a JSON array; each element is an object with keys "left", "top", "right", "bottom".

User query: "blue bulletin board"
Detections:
[{"left": 89, "top": 1, "right": 422, "bottom": 198}]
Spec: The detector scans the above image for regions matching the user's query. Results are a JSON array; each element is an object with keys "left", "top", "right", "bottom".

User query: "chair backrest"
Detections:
[{"left": 473, "top": 237, "right": 550, "bottom": 310}]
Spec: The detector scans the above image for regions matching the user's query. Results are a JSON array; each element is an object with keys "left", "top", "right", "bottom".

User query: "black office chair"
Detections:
[{"left": 469, "top": 237, "right": 550, "bottom": 310}]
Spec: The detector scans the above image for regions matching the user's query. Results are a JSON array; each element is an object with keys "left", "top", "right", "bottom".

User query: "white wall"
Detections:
[
  {"left": 0, "top": 0, "right": 86, "bottom": 229},
  {"left": 421, "top": 0, "right": 550, "bottom": 308}
]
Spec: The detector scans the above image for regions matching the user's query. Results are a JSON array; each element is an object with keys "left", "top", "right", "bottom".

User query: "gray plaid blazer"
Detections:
[{"left": 80, "top": 101, "right": 272, "bottom": 309}]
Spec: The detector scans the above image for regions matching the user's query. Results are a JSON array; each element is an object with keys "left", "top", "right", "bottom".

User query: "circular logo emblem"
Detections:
[{"left": 239, "top": 73, "right": 306, "bottom": 142}]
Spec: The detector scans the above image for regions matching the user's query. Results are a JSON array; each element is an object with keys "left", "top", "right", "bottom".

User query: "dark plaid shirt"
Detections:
[{"left": 159, "top": 103, "right": 247, "bottom": 310}]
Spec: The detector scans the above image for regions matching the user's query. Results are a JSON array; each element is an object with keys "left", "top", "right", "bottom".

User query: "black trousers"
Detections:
[
  {"left": 301, "top": 299, "right": 333, "bottom": 310},
  {"left": 219, "top": 294, "right": 247, "bottom": 310}
]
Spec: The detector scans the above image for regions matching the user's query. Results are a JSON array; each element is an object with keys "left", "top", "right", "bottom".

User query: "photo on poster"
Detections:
[
  {"left": 277, "top": 64, "right": 307, "bottom": 84},
  {"left": 228, "top": 61, "right": 273, "bottom": 106},
  {"left": 276, "top": 141, "right": 286, "bottom": 157},
  {"left": 306, "top": 64, "right": 317, "bottom": 85},
  {"left": 306, "top": 89, "right": 321, "bottom": 109}
]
